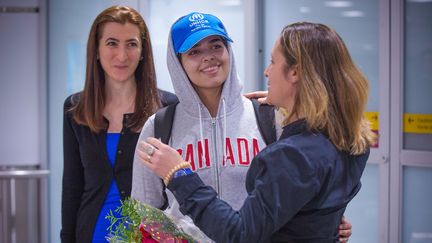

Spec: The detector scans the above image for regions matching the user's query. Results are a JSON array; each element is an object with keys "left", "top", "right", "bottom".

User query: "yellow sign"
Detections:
[
  {"left": 364, "top": 112, "right": 379, "bottom": 131},
  {"left": 404, "top": 114, "right": 432, "bottom": 134}
]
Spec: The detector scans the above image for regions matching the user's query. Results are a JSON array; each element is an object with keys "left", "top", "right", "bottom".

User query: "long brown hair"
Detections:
[
  {"left": 71, "top": 5, "right": 161, "bottom": 132},
  {"left": 279, "top": 22, "right": 376, "bottom": 154}
]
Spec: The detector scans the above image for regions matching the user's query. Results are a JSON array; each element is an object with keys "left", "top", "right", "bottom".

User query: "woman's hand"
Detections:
[
  {"left": 137, "top": 137, "right": 183, "bottom": 180},
  {"left": 243, "top": 91, "right": 269, "bottom": 104},
  {"left": 338, "top": 216, "right": 352, "bottom": 242}
]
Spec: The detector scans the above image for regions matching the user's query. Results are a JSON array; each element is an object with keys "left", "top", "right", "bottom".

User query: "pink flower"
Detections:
[
  {"left": 139, "top": 222, "right": 191, "bottom": 243},
  {"left": 139, "top": 223, "right": 158, "bottom": 243}
]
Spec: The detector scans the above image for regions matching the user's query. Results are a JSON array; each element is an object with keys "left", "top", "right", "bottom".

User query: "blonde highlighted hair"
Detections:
[{"left": 279, "top": 22, "right": 376, "bottom": 155}]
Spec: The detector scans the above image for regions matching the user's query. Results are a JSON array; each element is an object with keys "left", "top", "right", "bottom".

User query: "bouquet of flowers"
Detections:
[{"left": 106, "top": 198, "right": 197, "bottom": 243}]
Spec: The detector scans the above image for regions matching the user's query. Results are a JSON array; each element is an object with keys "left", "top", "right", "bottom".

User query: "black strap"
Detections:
[
  {"left": 154, "top": 101, "right": 179, "bottom": 145},
  {"left": 251, "top": 99, "right": 277, "bottom": 145},
  {"left": 158, "top": 89, "right": 179, "bottom": 107},
  {"left": 154, "top": 101, "right": 179, "bottom": 210}
]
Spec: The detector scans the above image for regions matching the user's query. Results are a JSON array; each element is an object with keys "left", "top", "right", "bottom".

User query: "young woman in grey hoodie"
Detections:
[{"left": 131, "top": 12, "right": 351, "bottom": 242}]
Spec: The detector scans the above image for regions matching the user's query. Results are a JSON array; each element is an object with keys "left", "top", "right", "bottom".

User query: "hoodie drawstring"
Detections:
[
  {"left": 197, "top": 100, "right": 227, "bottom": 167},
  {"left": 198, "top": 103, "right": 206, "bottom": 162},
  {"left": 222, "top": 98, "right": 227, "bottom": 164}
]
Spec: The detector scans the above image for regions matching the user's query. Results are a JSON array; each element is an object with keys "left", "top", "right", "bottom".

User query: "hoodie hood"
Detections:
[{"left": 166, "top": 33, "right": 244, "bottom": 118}]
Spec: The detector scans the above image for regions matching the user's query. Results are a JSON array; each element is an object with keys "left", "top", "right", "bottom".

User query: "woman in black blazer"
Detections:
[{"left": 61, "top": 6, "right": 177, "bottom": 242}]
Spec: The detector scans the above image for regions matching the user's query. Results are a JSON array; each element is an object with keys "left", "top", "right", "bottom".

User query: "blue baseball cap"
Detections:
[{"left": 171, "top": 12, "right": 233, "bottom": 54}]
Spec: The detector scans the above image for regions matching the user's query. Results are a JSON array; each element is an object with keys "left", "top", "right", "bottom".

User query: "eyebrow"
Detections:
[
  {"left": 104, "top": 37, "right": 139, "bottom": 43},
  {"left": 191, "top": 37, "right": 223, "bottom": 49}
]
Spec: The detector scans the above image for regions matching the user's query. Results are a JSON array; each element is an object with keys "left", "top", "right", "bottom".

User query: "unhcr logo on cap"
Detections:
[
  {"left": 171, "top": 12, "right": 233, "bottom": 54},
  {"left": 188, "top": 12, "right": 209, "bottom": 29},
  {"left": 189, "top": 13, "right": 204, "bottom": 22}
]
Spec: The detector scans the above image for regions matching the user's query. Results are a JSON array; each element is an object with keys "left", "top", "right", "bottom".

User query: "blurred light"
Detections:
[
  {"left": 341, "top": 10, "right": 364, "bottom": 17},
  {"left": 325, "top": 1, "right": 353, "bottom": 7},
  {"left": 300, "top": 6, "right": 311, "bottom": 13},
  {"left": 362, "top": 44, "right": 374, "bottom": 51},
  {"left": 219, "top": 0, "right": 241, "bottom": 6}
]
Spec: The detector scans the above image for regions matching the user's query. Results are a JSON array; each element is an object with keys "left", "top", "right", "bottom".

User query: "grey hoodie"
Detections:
[{"left": 131, "top": 35, "right": 269, "bottom": 240}]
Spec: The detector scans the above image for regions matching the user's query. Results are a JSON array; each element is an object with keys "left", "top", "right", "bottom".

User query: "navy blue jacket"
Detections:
[{"left": 168, "top": 119, "right": 369, "bottom": 243}]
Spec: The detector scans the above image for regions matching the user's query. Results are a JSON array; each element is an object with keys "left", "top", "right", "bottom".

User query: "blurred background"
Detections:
[{"left": 0, "top": 0, "right": 431, "bottom": 242}]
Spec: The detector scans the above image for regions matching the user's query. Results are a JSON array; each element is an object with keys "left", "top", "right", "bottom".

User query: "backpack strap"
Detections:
[
  {"left": 154, "top": 101, "right": 179, "bottom": 210},
  {"left": 158, "top": 89, "right": 179, "bottom": 107},
  {"left": 251, "top": 99, "right": 277, "bottom": 145},
  {"left": 154, "top": 101, "right": 179, "bottom": 144}
]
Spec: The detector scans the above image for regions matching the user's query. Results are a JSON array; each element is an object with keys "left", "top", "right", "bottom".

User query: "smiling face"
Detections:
[
  {"left": 179, "top": 35, "right": 229, "bottom": 95},
  {"left": 98, "top": 22, "right": 142, "bottom": 84},
  {"left": 264, "top": 38, "right": 299, "bottom": 112}
]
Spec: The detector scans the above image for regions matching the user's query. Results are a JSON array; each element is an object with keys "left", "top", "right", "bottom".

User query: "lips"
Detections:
[
  {"left": 114, "top": 65, "right": 128, "bottom": 70},
  {"left": 201, "top": 65, "right": 220, "bottom": 74}
]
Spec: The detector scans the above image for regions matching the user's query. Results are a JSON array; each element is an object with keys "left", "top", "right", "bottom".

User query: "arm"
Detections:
[
  {"left": 131, "top": 115, "right": 166, "bottom": 208},
  {"left": 60, "top": 100, "right": 83, "bottom": 243},
  {"left": 139, "top": 138, "right": 319, "bottom": 243}
]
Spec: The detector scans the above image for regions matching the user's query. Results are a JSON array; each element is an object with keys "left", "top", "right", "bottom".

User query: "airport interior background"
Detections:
[{"left": 0, "top": 0, "right": 431, "bottom": 242}]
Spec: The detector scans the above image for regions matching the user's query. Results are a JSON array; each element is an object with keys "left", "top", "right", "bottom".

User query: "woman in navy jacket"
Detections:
[{"left": 138, "top": 22, "right": 376, "bottom": 242}]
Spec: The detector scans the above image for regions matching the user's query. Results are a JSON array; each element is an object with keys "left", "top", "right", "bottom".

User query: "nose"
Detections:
[
  {"left": 117, "top": 46, "right": 128, "bottom": 62},
  {"left": 202, "top": 49, "right": 216, "bottom": 62},
  {"left": 264, "top": 65, "right": 269, "bottom": 77}
]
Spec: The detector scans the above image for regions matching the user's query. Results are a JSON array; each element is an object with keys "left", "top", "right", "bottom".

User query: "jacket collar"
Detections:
[{"left": 280, "top": 119, "right": 308, "bottom": 139}]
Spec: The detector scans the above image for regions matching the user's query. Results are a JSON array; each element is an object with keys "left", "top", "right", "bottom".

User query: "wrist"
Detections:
[
  {"left": 163, "top": 161, "right": 191, "bottom": 185},
  {"left": 173, "top": 168, "right": 193, "bottom": 179}
]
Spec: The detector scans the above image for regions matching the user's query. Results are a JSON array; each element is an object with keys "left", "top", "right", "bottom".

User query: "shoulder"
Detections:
[
  {"left": 266, "top": 131, "right": 342, "bottom": 176},
  {"left": 278, "top": 131, "right": 335, "bottom": 159},
  {"left": 63, "top": 92, "right": 81, "bottom": 112},
  {"left": 63, "top": 92, "right": 82, "bottom": 114},
  {"left": 248, "top": 139, "right": 321, "bottom": 195},
  {"left": 257, "top": 139, "right": 307, "bottom": 166},
  {"left": 158, "top": 89, "right": 178, "bottom": 107},
  {"left": 255, "top": 133, "right": 328, "bottom": 173},
  {"left": 139, "top": 113, "right": 156, "bottom": 138}
]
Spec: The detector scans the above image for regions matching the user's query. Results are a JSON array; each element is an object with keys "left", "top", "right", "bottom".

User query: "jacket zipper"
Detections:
[{"left": 211, "top": 118, "right": 221, "bottom": 198}]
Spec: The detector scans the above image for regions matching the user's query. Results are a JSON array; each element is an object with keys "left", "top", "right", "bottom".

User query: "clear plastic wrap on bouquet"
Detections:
[{"left": 106, "top": 198, "right": 201, "bottom": 243}]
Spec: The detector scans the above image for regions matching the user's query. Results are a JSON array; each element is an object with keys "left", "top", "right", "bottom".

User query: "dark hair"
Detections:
[
  {"left": 71, "top": 5, "right": 161, "bottom": 132},
  {"left": 279, "top": 22, "right": 376, "bottom": 154},
  {"left": 177, "top": 36, "right": 228, "bottom": 62}
]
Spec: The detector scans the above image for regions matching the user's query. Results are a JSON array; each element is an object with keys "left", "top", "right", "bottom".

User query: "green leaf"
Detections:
[{"left": 105, "top": 198, "right": 196, "bottom": 242}]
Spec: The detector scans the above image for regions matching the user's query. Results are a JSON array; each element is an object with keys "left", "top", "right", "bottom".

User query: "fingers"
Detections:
[
  {"left": 339, "top": 228, "right": 352, "bottom": 237},
  {"left": 338, "top": 216, "right": 352, "bottom": 242},
  {"left": 137, "top": 144, "right": 153, "bottom": 169},
  {"left": 140, "top": 137, "right": 185, "bottom": 180},
  {"left": 339, "top": 222, "right": 352, "bottom": 230},
  {"left": 147, "top": 137, "right": 165, "bottom": 149},
  {"left": 243, "top": 91, "right": 268, "bottom": 99},
  {"left": 257, "top": 97, "right": 270, "bottom": 105},
  {"left": 339, "top": 236, "right": 349, "bottom": 243},
  {"left": 339, "top": 216, "right": 352, "bottom": 230},
  {"left": 140, "top": 138, "right": 163, "bottom": 160}
]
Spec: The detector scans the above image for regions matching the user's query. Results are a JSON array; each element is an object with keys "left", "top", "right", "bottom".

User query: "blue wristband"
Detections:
[{"left": 173, "top": 168, "right": 193, "bottom": 179}]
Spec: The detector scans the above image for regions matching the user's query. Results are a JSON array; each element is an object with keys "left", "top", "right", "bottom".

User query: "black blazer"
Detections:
[{"left": 60, "top": 90, "right": 177, "bottom": 243}]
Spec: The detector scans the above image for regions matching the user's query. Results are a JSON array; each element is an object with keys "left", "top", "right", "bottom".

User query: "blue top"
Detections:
[
  {"left": 92, "top": 133, "right": 121, "bottom": 243},
  {"left": 168, "top": 119, "right": 369, "bottom": 243}
]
